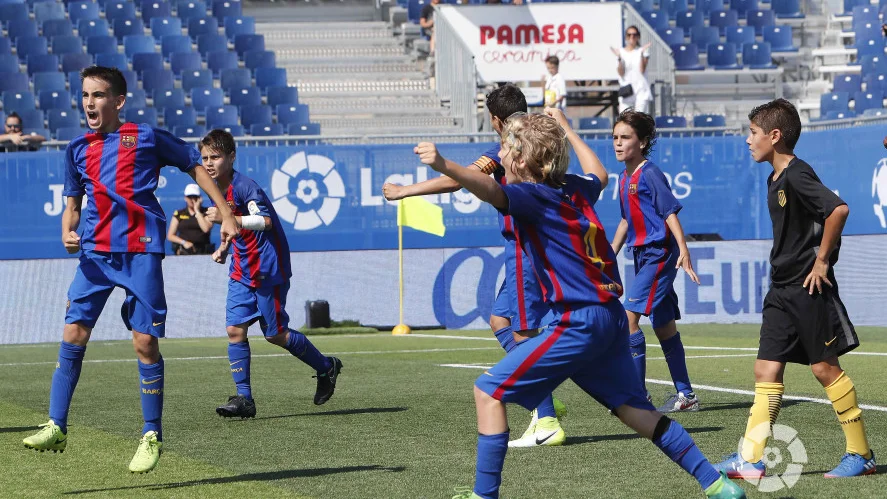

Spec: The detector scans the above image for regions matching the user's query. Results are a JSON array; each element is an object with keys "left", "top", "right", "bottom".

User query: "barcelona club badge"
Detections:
[
  {"left": 629, "top": 183, "right": 638, "bottom": 194},
  {"left": 121, "top": 135, "right": 136, "bottom": 149},
  {"left": 777, "top": 189, "right": 786, "bottom": 207}
]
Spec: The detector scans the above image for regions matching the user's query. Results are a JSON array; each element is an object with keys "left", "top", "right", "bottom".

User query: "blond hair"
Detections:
[{"left": 502, "top": 113, "right": 570, "bottom": 187}]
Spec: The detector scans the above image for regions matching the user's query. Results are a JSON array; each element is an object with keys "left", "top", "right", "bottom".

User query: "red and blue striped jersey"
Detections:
[
  {"left": 501, "top": 174, "right": 623, "bottom": 308},
  {"left": 225, "top": 170, "right": 291, "bottom": 288},
  {"left": 63, "top": 123, "right": 200, "bottom": 254},
  {"left": 618, "top": 161, "right": 682, "bottom": 247}
]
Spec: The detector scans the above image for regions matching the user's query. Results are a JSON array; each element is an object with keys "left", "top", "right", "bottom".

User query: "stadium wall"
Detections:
[{"left": 1, "top": 234, "right": 885, "bottom": 344}]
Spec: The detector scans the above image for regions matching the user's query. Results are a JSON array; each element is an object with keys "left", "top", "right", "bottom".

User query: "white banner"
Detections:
[{"left": 438, "top": 3, "right": 623, "bottom": 82}]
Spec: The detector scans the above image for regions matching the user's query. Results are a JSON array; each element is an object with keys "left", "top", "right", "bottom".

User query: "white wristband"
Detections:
[{"left": 240, "top": 215, "right": 265, "bottom": 231}]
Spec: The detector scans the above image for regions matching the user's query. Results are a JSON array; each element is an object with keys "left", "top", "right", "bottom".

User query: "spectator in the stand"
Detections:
[
  {"left": 167, "top": 183, "right": 213, "bottom": 255},
  {"left": 611, "top": 25, "right": 653, "bottom": 113},
  {"left": 543, "top": 55, "right": 567, "bottom": 110},
  {"left": 420, "top": 0, "right": 441, "bottom": 54},
  {"left": 0, "top": 112, "right": 46, "bottom": 152}
]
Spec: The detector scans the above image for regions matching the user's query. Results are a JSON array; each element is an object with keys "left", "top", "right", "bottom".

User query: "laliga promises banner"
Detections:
[{"left": 437, "top": 3, "right": 623, "bottom": 82}]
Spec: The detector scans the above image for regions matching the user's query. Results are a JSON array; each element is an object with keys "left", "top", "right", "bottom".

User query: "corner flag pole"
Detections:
[{"left": 393, "top": 200, "right": 410, "bottom": 335}]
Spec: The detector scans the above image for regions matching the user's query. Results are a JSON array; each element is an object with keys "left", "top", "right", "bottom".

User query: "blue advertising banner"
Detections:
[{"left": 2, "top": 124, "right": 886, "bottom": 260}]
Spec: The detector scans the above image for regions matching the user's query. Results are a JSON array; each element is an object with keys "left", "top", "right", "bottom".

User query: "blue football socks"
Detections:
[
  {"left": 493, "top": 326, "right": 516, "bottom": 353},
  {"left": 535, "top": 394, "right": 557, "bottom": 419},
  {"left": 138, "top": 357, "right": 164, "bottom": 441},
  {"left": 654, "top": 419, "right": 720, "bottom": 490},
  {"left": 629, "top": 330, "right": 647, "bottom": 391},
  {"left": 285, "top": 330, "right": 332, "bottom": 373},
  {"left": 228, "top": 341, "right": 252, "bottom": 400},
  {"left": 48, "top": 341, "right": 86, "bottom": 434},
  {"left": 661, "top": 332, "right": 693, "bottom": 394},
  {"left": 474, "top": 431, "right": 509, "bottom": 499}
]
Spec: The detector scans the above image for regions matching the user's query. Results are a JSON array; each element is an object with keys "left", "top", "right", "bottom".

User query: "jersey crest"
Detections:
[
  {"left": 629, "top": 183, "right": 638, "bottom": 194},
  {"left": 121, "top": 134, "right": 136, "bottom": 148},
  {"left": 777, "top": 189, "right": 786, "bottom": 207}
]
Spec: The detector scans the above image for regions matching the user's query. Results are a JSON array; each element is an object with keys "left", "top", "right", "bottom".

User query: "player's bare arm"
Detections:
[
  {"left": 61, "top": 196, "right": 82, "bottom": 254},
  {"left": 665, "top": 213, "right": 701, "bottom": 284},
  {"left": 189, "top": 165, "right": 237, "bottom": 244},
  {"left": 383, "top": 158, "right": 490, "bottom": 201},
  {"left": 804, "top": 203, "right": 849, "bottom": 295},
  {"left": 544, "top": 107, "right": 608, "bottom": 187},
  {"left": 611, "top": 218, "right": 629, "bottom": 255},
  {"left": 416, "top": 142, "right": 507, "bottom": 210}
]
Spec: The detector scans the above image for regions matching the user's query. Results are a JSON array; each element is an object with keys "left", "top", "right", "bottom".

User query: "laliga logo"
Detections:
[
  {"left": 873, "top": 158, "right": 887, "bottom": 229},
  {"left": 270, "top": 152, "right": 345, "bottom": 231},
  {"left": 737, "top": 423, "right": 808, "bottom": 492}
]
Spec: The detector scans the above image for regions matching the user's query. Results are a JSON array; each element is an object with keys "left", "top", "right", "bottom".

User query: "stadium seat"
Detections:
[
  {"left": 153, "top": 88, "right": 185, "bottom": 110},
  {"left": 68, "top": 1, "right": 100, "bottom": 24},
  {"left": 197, "top": 33, "right": 229, "bottom": 58},
  {"left": 142, "top": 69, "right": 175, "bottom": 93},
  {"left": 641, "top": 11, "right": 669, "bottom": 31},
  {"left": 691, "top": 26, "right": 720, "bottom": 52},
  {"left": 709, "top": 9, "right": 739, "bottom": 36},
  {"left": 113, "top": 18, "right": 144, "bottom": 44},
  {"left": 857, "top": 39, "right": 887, "bottom": 59},
  {"left": 841, "top": 0, "right": 867, "bottom": 16},
  {"left": 698, "top": 0, "right": 725, "bottom": 15},
  {"left": 276, "top": 103, "right": 309, "bottom": 125},
  {"left": 161, "top": 35, "right": 194, "bottom": 61},
  {"left": 133, "top": 52, "right": 164, "bottom": 75},
  {"left": 853, "top": 23, "right": 882, "bottom": 46},
  {"left": 191, "top": 86, "right": 223, "bottom": 114},
  {"left": 34, "top": 72, "right": 68, "bottom": 93},
  {"left": 23, "top": 127, "right": 51, "bottom": 140},
  {"left": 256, "top": 67, "right": 286, "bottom": 93},
  {"left": 0, "top": 38, "right": 9, "bottom": 56},
  {"left": 772, "top": 0, "right": 803, "bottom": 18},
  {"left": 864, "top": 73, "right": 887, "bottom": 93},
  {"left": 250, "top": 123, "right": 283, "bottom": 136},
  {"left": 0, "top": 73, "right": 29, "bottom": 94},
  {"left": 746, "top": 10, "right": 775, "bottom": 36},
  {"left": 56, "top": 126, "right": 89, "bottom": 140},
  {"left": 38, "top": 89, "right": 71, "bottom": 110},
  {"left": 67, "top": 71, "right": 81, "bottom": 102},
  {"left": 863, "top": 107, "right": 887, "bottom": 116},
  {"left": 16, "top": 36, "right": 48, "bottom": 63},
  {"left": 627, "top": 0, "right": 654, "bottom": 13},
  {"left": 861, "top": 55, "right": 887, "bottom": 76},
  {"left": 233, "top": 34, "right": 264, "bottom": 58},
  {"left": 79, "top": 19, "right": 110, "bottom": 39},
  {"left": 287, "top": 122, "right": 320, "bottom": 136},
  {"left": 48, "top": 109, "right": 81, "bottom": 134},
  {"left": 181, "top": 69, "right": 212, "bottom": 92},
  {"left": 853, "top": 91, "right": 884, "bottom": 113},
  {"left": 27, "top": 54, "right": 59, "bottom": 76},
  {"left": 240, "top": 104, "right": 272, "bottom": 128},
  {"left": 661, "top": 0, "right": 688, "bottom": 20},
  {"left": 122, "top": 69, "right": 138, "bottom": 92},
  {"left": 267, "top": 85, "right": 299, "bottom": 107},
  {"left": 673, "top": 44, "right": 704, "bottom": 70},
  {"left": 224, "top": 15, "right": 254, "bottom": 41},
  {"left": 693, "top": 114, "right": 726, "bottom": 127},
  {"left": 142, "top": 1, "right": 172, "bottom": 23},
  {"left": 820, "top": 92, "right": 850, "bottom": 116},
  {"left": 125, "top": 88, "right": 148, "bottom": 108},
  {"left": 16, "top": 109, "right": 44, "bottom": 129},
  {"left": 105, "top": 0, "right": 136, "bottom": 23},
  {"left": 33, "top": 2, "right": 64, "bottom": 25},
  {"left": 763, "top": 26, "right": 795, "bottom": 52},
  {"left": 676, "top": 10, "right": 704, "bottom": 32},
  {"left": 824, "top": 110, "right": 855, "bottom": 120},
  {"left": 230, "top": 86, "right": 261, "bottom": 108},
  {"left": 96, "top": 52, "right": 128, "bottom": 70},
  {"left": 834, "top": 74, "right": 862, "bottom": 94},
  {"left": 731, "top": 0, "right": 758, "bottom": 17},
  {"left": 655, "top": 115, "right": 687, "bottom": 128},
  {"left": 407, "top": 0, "right": 426, "bottom": 23},
  {"left": 188, "top": 17, "right": 218, "bottom": 41},
  {"left": 62, "top": 53, "right": 93, "bottom": 73},
  {"left": 708, "top": 43, "right": 741, "bottom": 69},
  {"left": 244, "top": 50, "right": 275, "bottom": 73},
  {"left": 220, "top": 67, "right": 251, "bottom": 93},
  {"left": 212, "top": 0, "right": 241, "bottom": 19},
  {"left": 742, "top": 42, "right": 775, "bottom": 69},
  {"left": 207, "top": 49, "right": 237, "bottom": 76},
  {"left": 2, "top": 90, "right": 36, "bottom": 112},
  {"left": 178, "top": 1, "right": 208, "bottom": 24},
  {"left": 7, "top": 19, "right": 37, "bottom": 44},
  {"left": 163, "top": 106, "right": 196, "bottom": 128},
  {"left": 205, "top": 104, "right": 238, "bottom": 127},
  {"left": 0, "top": 2, "right": 29, "bottom": 26},
  {"left": 853, "top": 5, "right": 879, "bottom": 23},
  {"left": 726, "top": 26, "right": 756, "bottom": 47},
  {"left": 42, "top": 19, "right": 74, "bottom": 39},
  {"left": 124, "top": 35, "right": 158, "bottom": 60},
  {"left": 151, "top": 17, "right": 183, "bottom": 42},
  {"left": 174, "top": 124, "right": 206, "bottom": 137},
  {"left": 578, "top": 116, "right": 611, "bottom": 130},
  {"left": 170, "top": 52, "right": 202, "bottom": 77},
  {"left": 220, "top": 124, "right": 244, "bottom": 136},
  {"left": 658, "top": 27, "right": 685, "bottom": 48},
  {"left": 51, "top": 35, "right": 84, "bottom": 56},
  {"left": 125, "top": 107, "right": 158, "bottom": 126},
  {"left": 0, "top": 54, "right": 19, "bottom": 73},
  {"left": 87, "top": 35, "right": 119, "bottom": 56}
]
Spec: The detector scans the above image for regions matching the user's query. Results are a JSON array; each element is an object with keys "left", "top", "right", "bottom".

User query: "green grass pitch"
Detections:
[{"left": 2, "top": 324, "right": 886, "bottom": 498}]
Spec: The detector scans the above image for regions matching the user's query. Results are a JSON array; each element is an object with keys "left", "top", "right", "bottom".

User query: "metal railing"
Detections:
[
  {"left": 434, "top": 5, "right": 478, "bottom": 134},
  {"left": 623, "top": 3, "right": 677, "bottom": 117},
  {"left": 803, "top": 113, "right": 887, "bottom": 131}
]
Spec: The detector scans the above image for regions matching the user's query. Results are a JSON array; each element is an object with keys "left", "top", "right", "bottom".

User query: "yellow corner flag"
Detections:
[{"left": 397, "top": 197, "right": 446, "bottom": 237}]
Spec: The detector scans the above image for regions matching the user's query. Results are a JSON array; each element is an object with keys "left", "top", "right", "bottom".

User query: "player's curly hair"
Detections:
[
  {"left": 615, "top": 109, "right": 657, "bottom": 157},
  {"left": 501, "top": 113, "right": 570, "bottom": 188}
]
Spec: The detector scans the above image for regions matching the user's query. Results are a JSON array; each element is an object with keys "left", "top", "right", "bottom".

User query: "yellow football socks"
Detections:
[
  {"left": 740, "top": 382, "right": 784, "bottom": 463},
  {"left": 825, "top": 371, "right": 872, "bottom": 459}
]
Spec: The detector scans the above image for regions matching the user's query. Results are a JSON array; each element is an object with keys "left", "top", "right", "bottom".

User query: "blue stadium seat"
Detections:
[
  {"left": 709, "top": 9, "right": 739, "bottom": 36},
  {"left": 188, "top": 17, "right": 218, "bottom": 40},
  {"left": 181, "top": 68, "right": 212, "bottom": 92},
  {"left": 742, "top": 42, "right": 775, "bottom": 69},
  {"left": 276, "top": 103, "right": 309, "bottom": 125},
  {"left": 661, "top": 0, "right": 688, "bottom": 20},
  {"left": 205, "top": 104, "right": 238, "bottom": 127},
  {"left": 142, "top": 1, "right": 172, "bottom": 23},
  {"left": 163, "top": 106, "right": 196, "bottom": 128},
  {"left": 834, "top": 73, "right": 862, "bottom": 93},
  {"left": 124, "top": 107, "right": 158, "bottom": 126},
  {"left": 190, "top": 86, "right": 223, "bottom": 114},
  {"left": 691, "top": 26, "right": 720, "bottom": 52},
  {"left": 27, "top": 54, "right": 59, "bottom": 76},
  {"left": 627, "top": 0, "right": 654, "bottom": 13},
  {"left": 763, "top": 26, "right": 795, "bottom": 52},
  {"left": 1, "top": 2, "right": 29, "bottom": 25},
  {"left": 731, "top": 0, "right": 758, "bottom": 17},
  {"left": 676, "top": 10, "right": 704, "bottom": 32},
  {"left": 62, "top": 53, "right": 93, "bottom": 74},
  {"left": 578, "top": 116, "right": 611, "bottom": 130},
  {"left": 197, "top": 33, "right": 228, "bottom": 58},
  {"left": 174, "top": 124, "right": 206, "bottom": 137},
  {"left": 52, "top": 35, "right": 85, "bottom": 56},
  {"left": 17, "top": 35, "right": 48, "bottom": 63},
  {"left": 240, "top": 104, "right": 271, "bottom": 128},
  {"left": 641, "top": 11, "right": 669, "bottom": 31},
  {"left": 0, "top": 73, "right": 30, "bottom": 94},
  {"left": 87, "top": 35, "right": 119, "bottom": 56},
  {"left": 67, "top": 71, "right": 82, "bottom": 101},
  {"left": 79, "top": 18, "right": 110, "bottom": 39},
  {"left": 853, "top": 22, "right": 882, "bottom": 46},
  {"left": 2, "top": 90, "right": 36, "bottom": 112},
  {"left": 658, "top": 27, "right": 685, "bottom": 47},
  {"left": 860, "top": 55, "right": 887, "bottom": 76},
  {"left": 125, "top": 88, "right": 147, "bottom": 108},
  {"left": 24, "top": 127, "right": 51, "bottom": 139},
  {"left": 34, "top": 71, "right": 68, "bottom": 93},
  {"left": 153, "top": 87, "right": 185, "bottom": 109},
  {"left": 842, "top": 0, "right": 867, "bottom": 16},
  {"left": 708, "top": 43, "right": 740, "bottom": 69},
  {"left": 820, "top": 92, "right": 850, "bottom": 116},
  {"left": 7, "top": 19, "right": 37, "bottom": 44},
  {"left": 38, "top": 89, "right": 71, "bottom": 110},
  {"left": 673, "top": 44, "right": 704, "bottom": 70},
  {"left": 233, "top": 33, "right": 263, "bottom": 57},
  {"left": 693, "top": 114, "right": 726, "bottom": 127},
  {"left": 219, "top": 124, "right": 244, "bottom": 136},
  {"left": 772, "top": 0, "right": 803, "bottom": 18},
  {"left": 207, "top": 49, "right": 237, "bottom": 76},
  {"left": 230, "top": 86, "right": 261, "bottom": 108},
  {"left": 142, "top": 69, "right": 175, "bottom": 93},
  {"left": 96, "top": 52, "right": 128, "bottom": 70},
  {"left": 56, "top": 126, "right": 89, "bottom": 140},
  {"left": 655, "top": 115, "right": 687, "bottom": 128},
  {"left": 224, "top": 15, "right": 254, "bottom": 41},
  {"left": 178, "top": 1, "right": 208, "bottom": 24},
  {"left": 864, "top": 73, "right": 887, "bottom": 93},
  {"left": 746, "top": 10, "right": 775, "bottom": 36},
  {"left": 407, "top": 0, "right": 426, "bottom": 23},
  {"left": 151, "top": 17, "right": 182, "bottom": 41},
  {"left": 113, "top": 18, "right": 144, "bottom": 43},
  {"left": 124, "top": 35, "right": 158, "bottom": 60},
  {"left": 856, "top": 38, "right": 886, "bottom": 59},
  {"left": 287, "top": 122, "right": 320, "bottom": 136},
  {"left": 250, "top": 123, "right": 283, "bottom": 136},
  {"left": 133, "top": 52, "right": 163, "bottom": 75},
  {"left": 863, "top": 107, "right": 887, "bottom": 116},
  {"left": 0, "top": 37, "right": 9, "bottom": 56},
  {"left": 220, "top": 67, "right": 251, "bottom": 93},
  {"left": 47, "top": 109, "right": 81, "bottom": 133},
  {"left": 42, "top": 19, "right": 74, "bottom": 39},
  {"left": 212, "top": 0, "right": 241, "bottom": 20},
  {"left": 824, "top": 110, "right": 855, "bottom": 120},
  {"left": 170, "top": 51, "right": 202, "bottom": 77},
  {"left": 161, "top": 35, "right": 193, "bottom": 61},
  {"left": 33, "top": 2, "right": 64, "bottom": 25},
  {"left": 244, "top": 50, "right": 275, "bottom": 72},
  {"left": 853, "top": 90, "right": 884, "bottom": 113},
  {"left": 68, "top": 1, "right": 100, "bottom": 24},
  {"left": 726, "top": 26, "right": 756, "bottom": 47},
  {"left": 267, "top": 85, "right": 298, "bottom": 107},
  {"left": 852, "top": 5, "right": 879, "bottom": 26},
  {"left": 122, "top": 69, "right": 138, "bottom": 92},
  {"left": 16, "top": 109, "right": 44, "bottom": 129},
  {"left": 0, "top": 54, "right": 18, "bottom": 73},
  {"left": 256, "top": 67, "right": 286, "bottom": 93},
  {"left": 697, "top": 0, "right": 724, "bottom": 15},
  {"left": 105, "top": 1, "right": 136, "bottom": 23}
]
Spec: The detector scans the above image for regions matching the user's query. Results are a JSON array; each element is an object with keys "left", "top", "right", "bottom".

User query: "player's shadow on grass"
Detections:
[
  {"left": 0, "top": 425, "right": 40, "bottom": 433},
  {"left": 247, "top": 406, "right": 408, "bottom": 421},
  {"left": 63, "top": 465, "right": 407, "bottom": 494},
  {"left": 698, "top": 399, "right": 805, "bottom": 413},
  {"left": 564, "top": 426, "right": 724, "bottom": 446}
]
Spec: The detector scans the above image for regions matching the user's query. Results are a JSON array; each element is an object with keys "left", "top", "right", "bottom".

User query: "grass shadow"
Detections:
[
  {"left": 64, "top": 465, "right": 406, "bottom": 495},
  {"left": 565, "top": 426, "right": 724, "bottom": 446},
  {"left": 248, "top": 406, "right": 408, "bottom": 421},
  {"left": 0, "top": 425, "right": 40, "bottom": 434},
  {"left": 699, "top": 399, "right": 804, "bottom": 413}
]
